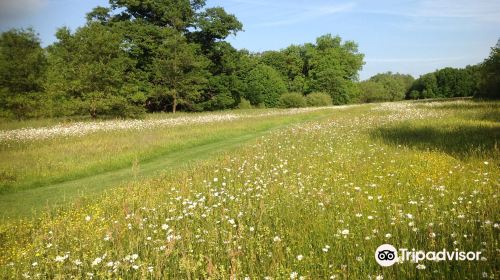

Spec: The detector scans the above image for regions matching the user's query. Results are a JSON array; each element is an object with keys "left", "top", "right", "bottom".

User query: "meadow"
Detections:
[
  {"left": 0, "top": 100, "right": 498, "bottom": 279},
  {"left": 0, "top": 107, "right": 335, "bottom": 217}
]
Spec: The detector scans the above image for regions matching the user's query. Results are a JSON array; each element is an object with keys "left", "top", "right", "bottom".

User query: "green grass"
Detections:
[
  {"left": 0, "top": 100, "right": 498, "bottom": 279},
  {"left": 0, "top": 110, "right": 332, "bottom": 218},
  {"left": 0, "top": 108, "right": 333, "bottom": 195},
  {"left": 374, "top": 101, "right": 500, "bottom": 160}
]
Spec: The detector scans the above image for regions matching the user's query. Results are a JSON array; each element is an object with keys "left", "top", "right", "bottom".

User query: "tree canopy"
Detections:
[
  {"left": 20, "top": 0, "right": 500, "bottom": 118},
  {"left": 407, "top": 66, "right": 480, "bottom": 100},
  {"left": 0, "top": 28, "right": 46, "bottom": 95},
  {"left": 358, "top": 72, "right": 414, "bottom": 102},
  {"left": 476, "top": 46, "right": 500, "bottom": 99},
  {"left": 259, "top": 34, "right": 364, "bottom": 105},
  {"left": 3, "top": 3, "right": 497, "bottom": 120},
  {"left": 243, "top": 64, "right": 287, "bottom": 107}
]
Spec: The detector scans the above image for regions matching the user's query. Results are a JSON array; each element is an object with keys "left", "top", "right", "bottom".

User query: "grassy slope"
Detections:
[{"left": 0, "top": 109, "right": 335, "bottom": 218}]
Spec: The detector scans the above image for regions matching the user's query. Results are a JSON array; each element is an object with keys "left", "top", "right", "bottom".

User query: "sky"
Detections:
[{"left": 0, "top": 0, "right": 498, "bottom": 80}]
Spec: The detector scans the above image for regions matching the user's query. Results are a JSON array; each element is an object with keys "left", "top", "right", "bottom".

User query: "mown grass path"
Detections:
[{"left": 0, "top": 112, "right": 332, "bottom": 219}]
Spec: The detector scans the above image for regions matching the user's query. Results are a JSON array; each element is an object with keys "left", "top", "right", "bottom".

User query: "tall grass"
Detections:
[
  {"left": 0, "top": 100, "right": 498, "bottom": 279},
  {"left": 0, "top": 108, "right": 334, "bottom": 194}
]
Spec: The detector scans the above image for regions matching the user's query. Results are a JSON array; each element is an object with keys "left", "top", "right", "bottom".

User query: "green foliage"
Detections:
[
  {"left": 408, "top": 73, "right": 438, "bottom": 99},
  {"left": 191, "top": 7, "right": 242, "bottom": 45},
  {"left": 259, "top": 46, "right": 303, "bottom": 91},
  {"left": 358, "top": 81, "right": 387, "bottom": 103},
  {"left": 408, "top": 67, "right": 480, "bottom": 100},
  {"left": 358, "top": 72, "right": 414, "bottom": 103},
  {"left": 109, "top": 0, "right": 206, "bottom": 31},
  {"left": 45, "top": 23, "right": 145, "bottom": 118},
  {"left": 1, "top": 92, "right": 43, "bottom": 119},
  {"left": 0, "top": 28, "right": 46, "bottom": 97},
  {"left": 237, "top": 97, "right": 252, "bottom": 109},
  {"left": 193, "top": 43, "right": 247, "bottom": 110},
  {"left": 290, "top": 75, "right": 306, "bottom": 93},
  {"left": 86, "top": 6, "right": 112, "bottom": 23},
  {"left": 306, "top": 35, "right": 363, "bottom": 104},
  {"left": 258, "top": 34, "right": 364, "bottom": 105},
  {"left": 149, "top": 31, "right": 209, "bottom": 113},
  {"left": 278, "top": 92, "right": 306, "bottom": 108},
  {"left": 0, "top": 2, "right": 368, "bottom": 118},
  {"left": 305, "top": 92, "right": 333, "bottom": 106},
  {"left": 194, "top": 75, "right": 237, "bottom": 111},
  {"left": 243, "top": 64, "right": 287, "bottom": 107},
  {"left": 369, "top": 72, "right": 414, "bottom": 101},
  {"left": 476, "top": 46, "right": 500, "bottom": 99},
  {"left": 4, "top": 0, "right": 494, "bottom": 119}
]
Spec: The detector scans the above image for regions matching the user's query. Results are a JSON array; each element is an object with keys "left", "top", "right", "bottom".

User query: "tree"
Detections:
[
  {"left": 149, "top": 32, "right": 208, "bottom": 113},
  {"left": 407, "top": 66, "right": 480, "bottom": 99},
  {"left": 109, "top": 0, "right": 206, "bottom": 31},
  {"left": 257, "top": 35, "right": 365, "bottom": 103},
  {"left": 476, "top": 45, "right": 500, "bottom": 99},
  {"left": 0, "top": 28, "right": 46, "bottom": 95},
  {"left": 367, "top": 72, "right": 414, "bottom": 101},
  {"left": 243, "top": 64, "right": 287, "bottom": 107},
  {"left": 86, "top": 6, "right": 112, "bottom": 23},
  {"left": 358, "top": 81, "right": 387, "bottom": 103},
  {"left": 1, "top": 1, "right": 373, "bottom": 118},
  {"left": 260, "top": 51, "right": 288, "bottom": 80},
  {"left": 187, "top": 8, "right": 242, "bottom": 111},
  {"left": 46, "top": 23, "right": 144, "bottom": 117},
  {"left": 86, "top": 0, "right": 240, "bottom": 113},
  {"left": 200, "top": 74, "right": 237, "bottom": 110},
  {"left": 260, "top": 45, "right": 304, "bottom": 92},
  {"left": 194, "top": 42, "right": 242, "bottom": 110},
  {"left": 190, "top": 7, "right": 242, "bottom": 47},
  {"left": 307, "top": 34, "right": 364, "bottom": 104},
  {"left": 407, "top": 73, "right": 438, "bottom": 99},
  {"left": 0, "top": 28, "right": 47, "bottom": 118}
]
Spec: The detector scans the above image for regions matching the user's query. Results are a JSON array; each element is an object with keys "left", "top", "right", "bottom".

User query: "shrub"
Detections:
[
  {"left": 237, "top": 98, "right": 252, "bottom": 109},
  {"left": 278, "top": 93, "right": 306, "bottom": 108},
  {"left": 306, "top": 92, "right": 333, "bottom": 106},
  {"left": 243, "top": 64, "right": 287, "bottom": 108},
  {"left": 358, "top": 81, "right": 388, "bottom": 103},
  {"left": 2, "top": 92, "right": 42, "bottom": 119}
]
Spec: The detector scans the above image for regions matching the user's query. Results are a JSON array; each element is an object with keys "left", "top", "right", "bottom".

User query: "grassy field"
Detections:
[
  {"left": 0, "top": 108, "right": 337, "bottom": 218},
  {"left": 0, "top": 108, "right": 332, "bottom": 194},
  {"left": 0, "top": 100, "right": 498, "bottom": 279}
]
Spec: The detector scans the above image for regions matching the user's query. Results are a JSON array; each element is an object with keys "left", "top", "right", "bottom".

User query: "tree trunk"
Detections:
[
  {"left": 172, "top": 95, "right": 177, "bottom": 114},
  {"left": 89, "top": 100, "right": 97, "bottom": 119}
]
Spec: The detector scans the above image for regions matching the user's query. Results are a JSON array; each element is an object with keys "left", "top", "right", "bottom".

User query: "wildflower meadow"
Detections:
[{"left": 0, "top": 100, "right": 498, "bottom": 279}]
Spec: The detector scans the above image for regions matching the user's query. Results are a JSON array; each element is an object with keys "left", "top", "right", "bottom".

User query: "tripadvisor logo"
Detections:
[
  {"left": 375, "top": 244, "right": 398, "bottom": 266},
  {"left": 375, "top": 244, "right": 482, "bottom": 267}
]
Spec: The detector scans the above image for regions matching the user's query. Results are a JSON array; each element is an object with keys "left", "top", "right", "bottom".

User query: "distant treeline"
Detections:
[
  {"left": 0, "top": 0, "right": 498, "bottom": 119},
  {"left": 358, "top": 46, "right": 499, "bottom": 103}
]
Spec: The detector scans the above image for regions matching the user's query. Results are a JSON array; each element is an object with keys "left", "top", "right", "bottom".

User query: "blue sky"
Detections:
[{"left": 0, "top": 0, "right": 498, "bottom": 80}]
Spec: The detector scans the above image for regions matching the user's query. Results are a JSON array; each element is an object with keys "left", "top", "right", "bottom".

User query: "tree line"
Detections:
[
  {"left": 357, "top": 43, "right": 499, "bottom": 103},
  {"left": 0, "top": 0, "right": 363, "bottom": 118},
  {"left": 0, "top": 0, "right": 498, "bottom": 119}
]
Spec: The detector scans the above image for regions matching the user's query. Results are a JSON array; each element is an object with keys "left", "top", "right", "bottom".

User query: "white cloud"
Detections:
[
  {"left": 417, "top": 0, "right": 500, "bottom": 22},
  {"left": 365, "top": 57, "right": 465, "bottom": 63},
  {"left": 0, "top": 0, "right": 47, "bottom": 23},
  {"left": 254, "top": 2, "right": 355, "bottom": 27},
  {"left": 358, "top": 0, "right": 500, "bottom": 23}
]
